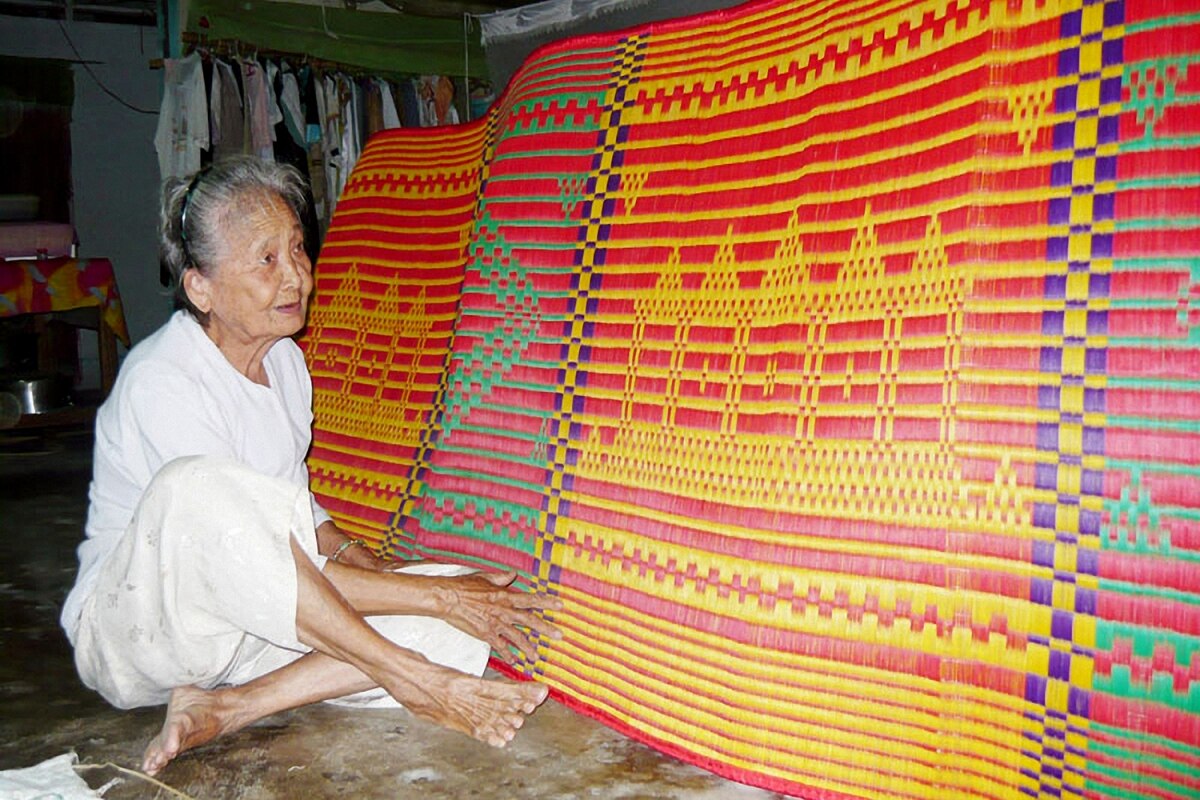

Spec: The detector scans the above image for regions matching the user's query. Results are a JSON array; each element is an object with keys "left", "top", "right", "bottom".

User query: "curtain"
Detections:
[{"left": 0, "top": 56, "right": 74, "bottom": 224}]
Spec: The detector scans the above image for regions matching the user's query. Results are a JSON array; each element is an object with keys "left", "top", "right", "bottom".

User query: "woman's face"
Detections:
[{"left": 185, "top": 191, "right": 313, "bottom": 357}]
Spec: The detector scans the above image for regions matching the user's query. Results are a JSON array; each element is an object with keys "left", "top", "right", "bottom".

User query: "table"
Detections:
[{"left": 0, "top": 257, "right": 130, "bottom": 419}]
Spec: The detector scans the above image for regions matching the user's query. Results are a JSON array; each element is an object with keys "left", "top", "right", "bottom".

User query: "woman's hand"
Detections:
[
  {"left": 316, "top": 521, "right": 563, "bottom": 661},
  {"left": 432, "top": 571, "right": 563, "bottom": 665},
  {"left": 334, "top": 539, "right": 394, "bottom": 571}
]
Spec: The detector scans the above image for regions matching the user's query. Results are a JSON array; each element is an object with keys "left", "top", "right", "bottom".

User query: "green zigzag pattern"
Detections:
[{"left": 440, "top": 209, "right": 541, "bottom": 441}]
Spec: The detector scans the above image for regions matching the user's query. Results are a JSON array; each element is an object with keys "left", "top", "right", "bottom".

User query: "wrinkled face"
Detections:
[{"left": 184, "top": 191, "right": 313, "bottom": 351}]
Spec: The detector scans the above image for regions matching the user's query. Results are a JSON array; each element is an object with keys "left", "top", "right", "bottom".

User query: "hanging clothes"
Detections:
[
  {"left": 158, "top": 46, "right": 469, "bottom": 228},
  {"left": 398, "top": 79, "right": 421, "bottom": 128},
  {"left": 270, "top": 74, "right": 309, "bottom": 173},
  {"left": 416, "top": 75, "right": 437, "bottom": 127},
  {"left": 413, "top": 75, "right": 459, "bottom": 128},
  {"left": 154, "top": 52, "right": 209, "bottom": 179},
  {"left": 433, "top": 75, "right": 460, "bottom": 126},
  {"left": 321, "top": 73, "right": 344, "bottom": 217},
  {"left": 302, "top": 65, "right": 329, "bottom": 236},
  {"left": 378, "top": 78, "right": 402, "bottom": 130},
  {"left": 264, "top": 61, "right": 285, "bottom": 140},
  {"left": 269, "top": 65, "right": 316, "bottom": 252},
  {"left": 210, "top": 58, "right": 245, "bottom": 159},
  {"left": 338, "top": 73, "right": 363, "bottom": 185},
  {"left": 205, "top": 54, "right": 221, "bottom": 148},
  {"left": 240, "top": 58, "right": 274, "bottom": 160},
  {"left": 278, "top": 63, "right": 307, "bottom": 149},
  {"left": 363, "top": 78, "right": 384, "bottom": 139}
]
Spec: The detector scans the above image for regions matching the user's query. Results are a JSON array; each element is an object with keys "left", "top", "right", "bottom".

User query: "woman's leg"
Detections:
[
  {"left": 142, "top": 537, "right": 549, "bottom": 776},
  {"left": 142, "top": 650, "right": 369, "bottom": 775}
]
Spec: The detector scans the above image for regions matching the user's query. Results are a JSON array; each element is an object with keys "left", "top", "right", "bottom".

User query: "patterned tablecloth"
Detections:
[{"left": 0, "top": 257, "right": 130, "bottom": 346}]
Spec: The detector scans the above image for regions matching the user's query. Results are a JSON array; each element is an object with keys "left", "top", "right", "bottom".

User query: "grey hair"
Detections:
[{"left": 159, "top": 156, "right": 310, "bottom": 324}]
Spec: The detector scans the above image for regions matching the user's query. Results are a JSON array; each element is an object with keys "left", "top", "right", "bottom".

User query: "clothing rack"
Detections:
[
  {"left": 150, "top": 35, "right": 469, "bottom": 241},
  {"left": 150, "top": 32, "right": 412, "bottom": 80}
]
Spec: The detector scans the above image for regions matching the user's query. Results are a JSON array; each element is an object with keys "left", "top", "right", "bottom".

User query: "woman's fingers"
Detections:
[
  {"left": 482, "top": 570, "right": 518, "bottom": 588},
  {"left": 508, "top": 608, "right": 562, "bottom": 641},
  {"left": 481, "top": 582, "right": 562, "bottom": 617},
  {"left": 507, "top": 592, "right": 564, "bottom": 612},
  {"left": 487, "top": 633, "right": 518, "bottom": 665},
  {"left": 473, "top": 572, "right": 561, "bottom": 610},
  {"left": 441, "top": 572, "right": 566, "bottom": 664},
  {"left": 478, "top": 610, "right": 558, "bottom": 664},
  {"left": 476, "top": 613, "right": 549, "bottom": 661},
  {"left": 479, "top": 599, "right": 562, "bottom": 649}
]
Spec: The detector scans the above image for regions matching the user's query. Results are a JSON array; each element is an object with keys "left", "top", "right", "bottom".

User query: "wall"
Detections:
[
  {"left": 481, "top": 0, "right": 749, "bottom": 92},
  {"left": 1, "top": 17, "right": 168, "bottom": 378}
]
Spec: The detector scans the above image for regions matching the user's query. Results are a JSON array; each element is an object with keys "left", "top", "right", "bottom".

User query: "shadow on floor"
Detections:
[{"left": 0, "top": 427, "right": 786, "bottom": 799}]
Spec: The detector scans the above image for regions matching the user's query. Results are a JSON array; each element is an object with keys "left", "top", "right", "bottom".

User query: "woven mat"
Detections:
[{"left": 303, "top": 0, "right": 1200, "bottom": 796}]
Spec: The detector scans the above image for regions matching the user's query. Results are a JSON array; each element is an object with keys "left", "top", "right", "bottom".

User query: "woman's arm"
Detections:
[
  {"left": 315, "top": 519, "right": 393, "bottom": 571},
  {"left": 321, "top": 562, "right": 562, "bottom": 664}
]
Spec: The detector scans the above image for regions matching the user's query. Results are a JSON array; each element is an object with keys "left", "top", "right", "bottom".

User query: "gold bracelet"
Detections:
[{"left": 330, "top": 538, "right": 367, "bottom": 563}]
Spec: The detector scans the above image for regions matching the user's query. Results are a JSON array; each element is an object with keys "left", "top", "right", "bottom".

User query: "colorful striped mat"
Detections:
[{"left": 301, "top": 0, "right": 1200, "bottom": 796}]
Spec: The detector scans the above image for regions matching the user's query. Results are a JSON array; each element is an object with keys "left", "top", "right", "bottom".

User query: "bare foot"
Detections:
[
  {"left": 142, "top": 686, "right": 236, "bottom": 776},
  {"left": 393, "top": 670, "right": 550, "bottom": 748}
]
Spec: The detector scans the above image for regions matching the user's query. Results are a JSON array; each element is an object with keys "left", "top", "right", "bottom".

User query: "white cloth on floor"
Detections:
[
  {"left": 0, "top": 753, "right": 103, "bottom": 799},
  {"left": 71, "top": 456, "right": 489, "bottom": 710}
]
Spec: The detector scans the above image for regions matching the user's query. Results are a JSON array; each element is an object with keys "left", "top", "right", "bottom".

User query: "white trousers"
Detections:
[{"left": 73, "top": 456, "right": 489, "bottom": 710}]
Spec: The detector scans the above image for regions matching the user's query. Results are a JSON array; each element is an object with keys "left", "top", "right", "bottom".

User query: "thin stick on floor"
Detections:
[{"left": 75, "top": 761, "right": 198, "bottom": 799}]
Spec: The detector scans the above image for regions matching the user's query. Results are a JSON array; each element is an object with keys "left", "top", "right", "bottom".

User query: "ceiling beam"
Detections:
[{"left": 359, "top": 0, "right": 532, "bottom": 18}]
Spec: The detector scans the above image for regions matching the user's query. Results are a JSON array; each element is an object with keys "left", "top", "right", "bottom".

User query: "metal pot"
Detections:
[{"left": 0, "top": 372, "right": 72, "bottom": 416}]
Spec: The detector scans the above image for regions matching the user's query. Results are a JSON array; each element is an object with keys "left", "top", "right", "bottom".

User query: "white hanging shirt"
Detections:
[
  {"left": 241, "top": 58, "right": 275, "bottom": 160},
  {"left": 378, "top": 78, "right": 401, "bottom": 129},
  {"left": 153, "top": 52, "right": 209, "bottom": 179}
]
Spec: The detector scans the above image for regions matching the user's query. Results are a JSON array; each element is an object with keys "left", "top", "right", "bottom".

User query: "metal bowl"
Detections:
[{"left": 0, "top": 373, "right": 72, "bottom": 416}]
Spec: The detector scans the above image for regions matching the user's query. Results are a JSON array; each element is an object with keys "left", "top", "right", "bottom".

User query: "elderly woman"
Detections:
[{"left": 59, "top": 156, "right": 559, "bottom": 777}]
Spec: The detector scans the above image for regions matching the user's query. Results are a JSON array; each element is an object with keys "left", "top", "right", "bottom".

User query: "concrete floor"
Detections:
[{"left": 0, "top": 425, "right": 788, "bottom": 799}]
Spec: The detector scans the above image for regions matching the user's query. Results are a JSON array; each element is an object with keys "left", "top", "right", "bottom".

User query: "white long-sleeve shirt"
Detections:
[
  {"left": 61, "top": 311, "right": 330, "bottom": 644},
  {"left": 153, "top": 53, "right": 209, "bottom": 180}
]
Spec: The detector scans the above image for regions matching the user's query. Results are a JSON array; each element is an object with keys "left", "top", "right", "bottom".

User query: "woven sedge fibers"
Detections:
[
  {"left": 303, "top": 123, "right": 487, "bottom": 547},
  {"left": 302, "top": 0, "right": 1200, "bottom": 797}
]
